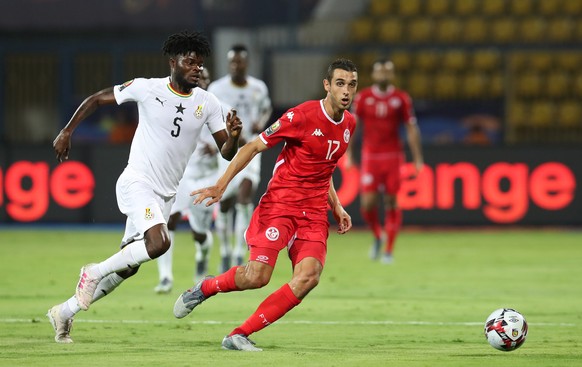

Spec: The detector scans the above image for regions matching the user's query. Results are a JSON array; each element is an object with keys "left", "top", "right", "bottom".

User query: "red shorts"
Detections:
[
  {"left": 360, "top": 151, "right": 404, "bottom": 195},
  {"left": 244, "top": 204, "right": 329, "bottom": 268}
]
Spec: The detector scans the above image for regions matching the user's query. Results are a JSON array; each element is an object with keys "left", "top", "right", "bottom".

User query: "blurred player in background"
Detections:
[
  {"left": 153, "top": 67, "right": 221, "bottom": 293},
  {"left": 47, "top": 31, "right": 241, "bottom": 343},
  {"left": 348, "top": 58, "right": 423, "bottom": 264},
  {"left": 208, "top": 44, "right": 272, "bottom": 272},
  {"left": 173, "top": 59, "right": 356, "bottom": 351}
]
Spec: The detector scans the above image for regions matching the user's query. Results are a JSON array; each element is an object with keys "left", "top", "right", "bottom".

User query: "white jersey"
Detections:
[
  {"left": 208, "top": 75, "right": 271, "bottom": 142},
  {"left": 114, "top": 77, "right": 225, "bottom": 197},
  {"left": 183, "top": 126, "right": 219, "bottom": 181}
]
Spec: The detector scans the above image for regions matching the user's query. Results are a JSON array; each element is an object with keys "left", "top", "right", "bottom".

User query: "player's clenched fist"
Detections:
[{"left": 226, "top": 109, "right": 242, "bottom": 138}]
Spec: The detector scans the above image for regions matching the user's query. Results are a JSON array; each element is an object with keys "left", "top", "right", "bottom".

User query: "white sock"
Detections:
[
  {"left": 195, "top": 231, "right": 213, "bottom": 262},
  {"left": 194, "top": 231, "right": 213, "bottom": 279},
  {"left": 156, "top": 231, "right": 174, "bottom": 281},
  {"left": 95, "top": 239, "right": 151, "bottom": 277},
  {"left": 234, "top": 203, "right": 253, "bottom": 259},
  {"left": 92, "top": 273, "right": 124, "bottom": 303},
  {"left": 60, "top": 273, "right": 125, "bottom": 318},
  {"left": 216, "top": 209, "right": 233, "bottom": 258},
  {"left": 61, "top": 297, "right": 81, "bottom": 319}
]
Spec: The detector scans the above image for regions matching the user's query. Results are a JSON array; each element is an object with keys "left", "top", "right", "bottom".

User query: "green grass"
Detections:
[{"left": 1, "top": 227, "right": 581, "bottom": 366}]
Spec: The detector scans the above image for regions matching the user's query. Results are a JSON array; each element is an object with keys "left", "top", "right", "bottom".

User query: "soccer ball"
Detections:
[{"left": 484, "top": 308, "right": 528, "bottom": 351}]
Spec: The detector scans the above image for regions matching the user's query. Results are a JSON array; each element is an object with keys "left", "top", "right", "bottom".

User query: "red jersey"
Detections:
[
  {"left": 352, "top": 85, "right": 416, "bottom": 154},
  {"left": 259, "top": 99, "right": 356, "bottom": 212}
]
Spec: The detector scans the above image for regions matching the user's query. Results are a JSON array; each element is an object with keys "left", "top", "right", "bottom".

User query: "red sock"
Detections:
[
  {"left": 385, "top": 209, "right": 402, "bottom": 254},
  {"left": 360, "top": 207, "right": 382, "bottom": 240},
  {"left": 201, "top": 266, "right": 240, "bottom": 297},
  {"left": 229, "top": 283, "right": 301, "bottom": 337}
]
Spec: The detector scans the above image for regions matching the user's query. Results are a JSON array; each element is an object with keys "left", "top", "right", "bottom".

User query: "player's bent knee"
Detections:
[
  {"left": 145, "top": 225, "right": 172, "bottom": 258},
  {"left": 293, "top": 272, "right": 320, "bottom": 292},
  {"left": 241, "top": 262, "right": 273, "bottom": 289},
  {"left": 245, "top": 272, "right": 271, "bottom": 289}
]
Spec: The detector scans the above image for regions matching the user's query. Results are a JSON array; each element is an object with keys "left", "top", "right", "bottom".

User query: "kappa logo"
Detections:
[
  {"left": 312, "top": 129, "right": 324, "bottom": 137},
  {"left": 286, "top": 111, "right": 295, "bottom": 122},
  {"left": 265, "top": 227, "right": 279, "bottom": 241}
]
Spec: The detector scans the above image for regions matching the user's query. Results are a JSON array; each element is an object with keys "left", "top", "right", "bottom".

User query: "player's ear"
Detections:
[{"left": 323, "top": 79, "right": 330, "bottom": 92}]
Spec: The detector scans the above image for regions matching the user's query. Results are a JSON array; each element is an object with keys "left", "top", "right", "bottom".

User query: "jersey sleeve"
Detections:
[
  {"left": 401, "top": 91, "right": 417, "bottom": 125},
  {"left": 204, "top": 92, "right": 227, "bottom": 134},
  {"left": 113, "top": 78, "right": 150, "bottom": 105},
  {"left": 259, "top": 107, "right": 305, "bottom": 147}
]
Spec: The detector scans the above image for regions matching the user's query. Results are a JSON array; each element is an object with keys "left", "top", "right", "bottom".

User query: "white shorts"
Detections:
[
  {"left": 116, "top": 167, "right": 175, "bottom": 247},
  {"left": 219, "top": 154, "right": 261, "bottom": 200},
  {"left": 186, "top": 202, "right": 215, "bottom": 233},
  {"left": 185, "top": 174, "right": 219, "bottom": 233}
]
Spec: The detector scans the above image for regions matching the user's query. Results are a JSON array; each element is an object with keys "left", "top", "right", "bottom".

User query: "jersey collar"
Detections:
[
  {"left": 167, "top": 83, "right": 193, "bottom": 98},
  {"left": 320, "top": 99, "right": 344, "bottom": 125}
]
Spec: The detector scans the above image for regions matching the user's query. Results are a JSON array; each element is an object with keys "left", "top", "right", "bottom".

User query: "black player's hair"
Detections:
[
  {"left": 162, "top": 30, "right": 211, "bottom": 58},
  {"left": 326, "top": 58, "right": 358, "bottom": 82},
  {"left": 227, "top": 44, "right": 249, "bottom": 60},
  {"left": 229, "top": 44, "right": 248, "bottom": 54}
]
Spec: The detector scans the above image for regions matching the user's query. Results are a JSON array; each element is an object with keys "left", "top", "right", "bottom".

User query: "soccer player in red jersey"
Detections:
[
  {"left": 348, "top": 59, "right": 423, "bottom": 264},
  {"left": 173, "top": 59, "right": 357, "bottom": 351}
]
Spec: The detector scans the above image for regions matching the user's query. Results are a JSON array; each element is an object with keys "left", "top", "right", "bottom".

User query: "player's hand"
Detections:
[
  {"left": 53, "top": 130, "right": 72, "bottom": 162},
  {"left": 226, "top": 109, "right": 242, "bottom": 139},
  {"left": 332, "top": 205, "right": 352, "bottom": 234},
  {"left": 191, "top": 185, "right": 224, "bottom": 207}
]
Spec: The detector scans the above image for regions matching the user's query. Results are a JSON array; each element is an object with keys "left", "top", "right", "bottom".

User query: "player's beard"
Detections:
[{"left": 175, "top": 73, "right": 198, "bottom": 91}]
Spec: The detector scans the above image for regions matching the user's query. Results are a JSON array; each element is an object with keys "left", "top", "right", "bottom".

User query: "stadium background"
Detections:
[{"left": 1, "top": 0, "right": 580, "bottom": 226}]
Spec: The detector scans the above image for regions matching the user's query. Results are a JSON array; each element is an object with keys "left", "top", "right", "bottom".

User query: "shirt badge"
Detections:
[
  {"left": 118, "top": 79, "right": 134, "bottom": 92},
  {"left": 265, "top": 227, "right": 280, "bottom": 241},
  {"left": 265, "top": 120, "right": 281, "bottom": 136},
  {"left": 145, "top": 208, "right": 154, "bottom": 220},
  {"left": 344, "top": 129, "right": 351, "bottom": 143},
  {"left": 194, "top": 104, "right": 204, "bottom": 119}
]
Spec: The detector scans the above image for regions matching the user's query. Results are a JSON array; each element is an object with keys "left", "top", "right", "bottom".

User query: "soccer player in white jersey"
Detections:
[
  {"left": 208, "top": 44, "right": 272, "bottom": 271},
  {"left": 47, "top": 31, "right": 242, "bottom": 344},
  {"left": 154, "top": 68, "right": 222, "bottom": 293}
]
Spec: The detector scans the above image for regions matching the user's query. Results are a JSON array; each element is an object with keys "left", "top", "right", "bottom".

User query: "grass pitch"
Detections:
[{"left": 0, "top": 226, "right": 581, "bottom": 366}]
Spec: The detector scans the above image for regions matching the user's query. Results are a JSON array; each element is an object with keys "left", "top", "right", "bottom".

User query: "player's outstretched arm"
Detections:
[
  {"left": 53, "top": 87, "right": 117, "bottom": 162},
  {"left": 192, "top": 136, "right": 268, "bottom": 206},
  {"left": 328, "top": 176, "right": 352, "bottom": 234}
]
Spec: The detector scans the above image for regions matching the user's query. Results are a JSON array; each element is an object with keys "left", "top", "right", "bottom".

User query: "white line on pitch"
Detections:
[{"left": 0, "top": 318, "right": 576, "bottom": 327}]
